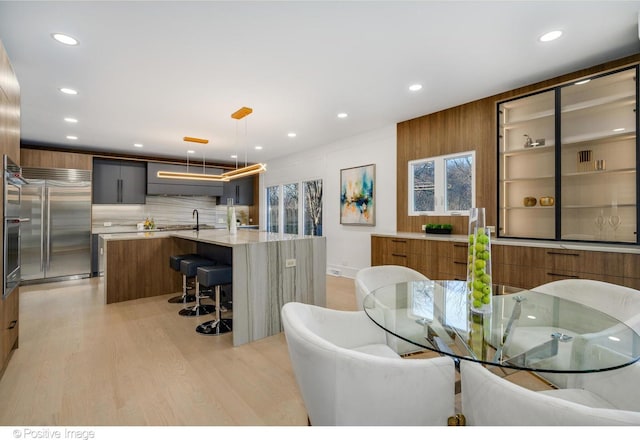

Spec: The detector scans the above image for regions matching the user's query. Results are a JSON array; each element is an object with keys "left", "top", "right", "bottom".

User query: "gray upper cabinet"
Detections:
[
  {"left": 93, "top": 158, "right": 147, "bottom": 204},
  {"left": 222, "top": 176, "right": 254, "bottom": 205},
  {"left": 146, "top": 162, "right": 224, "bottom": 196}
]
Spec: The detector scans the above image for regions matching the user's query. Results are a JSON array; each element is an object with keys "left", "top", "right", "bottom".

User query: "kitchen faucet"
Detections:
[{"left": 193, "top": 209, "right": 199, "bottom": 232}]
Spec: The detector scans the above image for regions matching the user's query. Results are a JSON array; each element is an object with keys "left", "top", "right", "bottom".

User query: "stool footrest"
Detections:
[
  {"left": 196, "top": 318, "right": 232, "bottom": 335},
  {"left": 179, "top": 304, "right": 215, "bottom": 317}
]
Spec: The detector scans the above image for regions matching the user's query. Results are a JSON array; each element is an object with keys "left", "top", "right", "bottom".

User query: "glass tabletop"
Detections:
[{"left": 363, "top": 280, "right": 640, "bottom": 373}]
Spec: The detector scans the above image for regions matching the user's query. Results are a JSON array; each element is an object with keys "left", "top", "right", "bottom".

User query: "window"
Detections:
[
  {"left": 266, "top": 179, "right": 323, "bottom": 236},
  {"left": 408, "top": 151, "right": 475, "bottom": 215},
  {"left": 266, "top": 185, "right": 279, "bottom": 232},
  {"left": 303, "top": 179, "right": 323, "bottom": 236},
  {"left": 283, "top": 183, "right": 299, "bottom": 234}
]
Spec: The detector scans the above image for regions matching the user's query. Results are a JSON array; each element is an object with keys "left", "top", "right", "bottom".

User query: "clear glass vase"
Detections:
[{"left": 467, "top": 207, "right": 492, "bottom": 314}]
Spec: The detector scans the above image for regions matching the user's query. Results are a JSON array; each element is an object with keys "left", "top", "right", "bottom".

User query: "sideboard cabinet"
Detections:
[{"left": 371, "top": 234, "right": 640, "bottom": 291}]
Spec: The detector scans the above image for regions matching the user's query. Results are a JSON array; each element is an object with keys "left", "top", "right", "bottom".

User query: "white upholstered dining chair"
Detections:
[
  {"left": 460, "top": 360, "right": 640, "bottom": 425},
  {"left": 355, "top": 265, "right": 429, "bottom": 355},
  {"left": 533, "top": 279, "right": 640, "bottom": 332},
  {"left": 280, "top": 301, "right": 456, "bottom": 426},
  {"left": 510, "top": 279, "right": 640, "bottom": 388},
  {"left": 354, "top": 265, "right": 428, "bottom": 311}
]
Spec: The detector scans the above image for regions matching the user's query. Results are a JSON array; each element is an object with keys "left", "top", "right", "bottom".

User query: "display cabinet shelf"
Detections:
[
  {"left": 500, "top": 206, "right": 555, "bottom": 210},
  {"left": 561, "top": 94, "right": 635, "bottom": 115},
  {"left": 562, "top": 203, "right": 636, "bottom": 209},
  {"left": 501, "top": 144, "right": 555, "bottom": 157},
  {"left": 502, "top": 112, "right": 554, "bottom": 129},
  {"left": 562, "top": 168, "right": 635, "bottom": 178},
  {"left": 562, "top": 129, "right": 637, "bottom": 146},
  {"left": 502, "top": 176, "right": 554, "bottom": 183}
]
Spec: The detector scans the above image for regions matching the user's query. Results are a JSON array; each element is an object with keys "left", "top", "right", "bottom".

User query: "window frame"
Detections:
[
  {"left": 265, "top": 178, "right": 323, "bottom": 236},
  {"left": 408, "top": 150, "right": 476, "bottom": 216}
]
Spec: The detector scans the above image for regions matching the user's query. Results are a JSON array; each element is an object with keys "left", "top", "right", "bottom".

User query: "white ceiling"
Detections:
[{"left": 1, "top": 1, "right": 639, "bottom": 165}]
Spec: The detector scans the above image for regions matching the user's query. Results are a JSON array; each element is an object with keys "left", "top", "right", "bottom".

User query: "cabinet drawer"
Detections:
[
  {"left": 542, "top": 270, "right": 625, "bottom": 286},
  {"left": 387, "top": 238, "right": 409, "bottom": 255},
  {"left": 501, "top": 246, "right": 546, "bottom": 267},
  {"left": 544, "top": 249, "right": 624, "bottom": 277}
]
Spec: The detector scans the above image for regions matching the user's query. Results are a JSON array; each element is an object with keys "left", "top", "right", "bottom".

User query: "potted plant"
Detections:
[{"left": 424, "top": 223, "right": 453, "bottom": 234}]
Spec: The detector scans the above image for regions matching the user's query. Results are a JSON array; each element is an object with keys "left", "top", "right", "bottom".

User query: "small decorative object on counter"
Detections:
[
  {"left": 227, "top": 198, "right": 237, "bottom": 236},
  {"left": 539, "top": 196, "right": 555, "bottom": 206},
  {"left": 467, "top": 207, "right": 492, "bottom": 314},
  {"left": 523, "top": 196, "right": 537, "bottom": 207},
  {"left": 143, "top": 217, "right": 155, "bottom": 230}
]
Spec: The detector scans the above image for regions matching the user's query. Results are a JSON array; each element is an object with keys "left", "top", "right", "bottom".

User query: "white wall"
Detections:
[{"left": 261, "top": 124, "right": 397, "bottom": 278}]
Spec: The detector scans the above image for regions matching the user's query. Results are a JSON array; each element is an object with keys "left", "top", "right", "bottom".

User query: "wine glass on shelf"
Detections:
[
  {"left": 609, "top": 215, "right": 621, "bottom": 240},
  {"left": 594, "top": 211, "right": 606, "bottom": 240}
]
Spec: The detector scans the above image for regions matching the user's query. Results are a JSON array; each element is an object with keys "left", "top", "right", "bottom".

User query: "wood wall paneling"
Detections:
[
  {"left": 21, "top": 148, "right": 93, "bottom": 170},
  {"left": 0, "top": 40, "right": 20, "bottom": 378},
  {"left": 396, "top": 53, "right": 640, "bottom": 236}
]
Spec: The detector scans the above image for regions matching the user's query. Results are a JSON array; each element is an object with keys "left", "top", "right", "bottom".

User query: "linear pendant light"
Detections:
[{"left": 158, "top": 107, "right": 266, "bottom": 182}]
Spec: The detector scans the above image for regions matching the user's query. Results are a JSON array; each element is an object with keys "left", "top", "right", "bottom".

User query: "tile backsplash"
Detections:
[{"left": 92, "top": 195, "right": 252, "bottom": 229}]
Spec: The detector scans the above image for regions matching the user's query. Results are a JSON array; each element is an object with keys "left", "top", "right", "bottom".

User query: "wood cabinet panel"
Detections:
[
  {"left": 2, "top": 289, "right": 18, "bottom": 366},
  {"left": 21, "top": 148, "right": 92, "bottom": 170},
  {"left": 105, "top": 237, "right": 195, "bottom": 304},
  {"left": 623, "top": 254, "right": 640, "bottom": 279}
]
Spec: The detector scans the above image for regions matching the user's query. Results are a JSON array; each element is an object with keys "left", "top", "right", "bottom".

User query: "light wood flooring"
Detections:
[
  {"left": 0, "top": 274, "right": 549, "bottom": 426},
  {"left": 0, "top": 275, "right": 357, "bottom": 425}
]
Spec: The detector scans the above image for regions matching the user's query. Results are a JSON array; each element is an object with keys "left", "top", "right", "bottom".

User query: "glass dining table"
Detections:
[{"left": 363, "top": 280, "right": 640, "bottom": 374}]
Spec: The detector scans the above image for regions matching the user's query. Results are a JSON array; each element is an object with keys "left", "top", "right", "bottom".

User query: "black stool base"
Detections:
[
  {"left": 179, "top": 304, "right": 215, "bottom": 317},
  {"left": 168, "top": 294, "right": 196, "bottom": 304},
  {"left": 196, "top": 318, "right": 233, "bottom": 335}
]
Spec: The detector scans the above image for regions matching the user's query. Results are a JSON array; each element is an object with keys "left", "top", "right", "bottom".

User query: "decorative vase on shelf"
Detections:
[{"left": 467, "top": 207, "right": 492, "bottom": 314}]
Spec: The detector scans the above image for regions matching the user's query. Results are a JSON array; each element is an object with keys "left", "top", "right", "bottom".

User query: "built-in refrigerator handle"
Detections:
[
  {"left": 40, "top": 186, "right": 45, "bottom": 272},
  {"left": 45, "top": 186, "right": 51, "bottom": 270}
]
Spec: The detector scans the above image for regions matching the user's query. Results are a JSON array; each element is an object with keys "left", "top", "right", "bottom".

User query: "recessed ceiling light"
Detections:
[
  {"left": 255, "top": 145, "right": 263, "bottom": 150},
  {"left": 337, "top": 112, "right": 348, "bottom": 118},
  {"left": 287, "top": 132, "right": 297, "bottom": 138},
  {"left": 575, "top": 79, "right": 591, "bottom": 85},
  {"left": 409, "top": 84, "right": 423, "bottom": 92},
  {"left": 230, "top": 154, "right": 238, "bottom": 159},
  {"left": 613, "top": 128, "right": 625, "bottom": 132},
  {"left": 59, "top": 87, "right": 78, "bottom": 95},
  {"left": 64, "top": 117, "right": 78, "bottom": 123},
  {"left": 52, "top": 33, "right": 78, "bottom": 46},
  {"left": 133, "top": 143, "right": 143, "bottom": 148},
  {"left": 539, "top": 30, "right": 562, "bottom": 42},
  {"left": 66, "top": 135, "right": 78, "bottom": 140},
  {"left": 187, "top": 150, "right": 195, "bottom": 154}
]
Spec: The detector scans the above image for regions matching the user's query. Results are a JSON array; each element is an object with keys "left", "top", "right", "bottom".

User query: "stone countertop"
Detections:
[
  {"left": 99, "top": 228, "right": 320, "bottom": 247},
  {"left": 372, "top": 231, "right": 640, "bottom": 254},
  {"left": 170, "top": 228, "right": 318, "bottom": 247}
]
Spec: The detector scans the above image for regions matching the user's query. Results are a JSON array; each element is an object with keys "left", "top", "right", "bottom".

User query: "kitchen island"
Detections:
[{"left": 101, "top": 229, "right": 326, "bottom": 346}]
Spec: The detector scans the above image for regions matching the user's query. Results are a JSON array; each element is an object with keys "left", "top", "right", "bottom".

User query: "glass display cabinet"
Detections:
[{"left": 498, "top": 66, "right": 638, "bottom": 244}]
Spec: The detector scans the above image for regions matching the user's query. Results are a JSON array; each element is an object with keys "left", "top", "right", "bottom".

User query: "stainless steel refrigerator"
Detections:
[{"left": 20, "top": 167, "right": 92, "bottom": 283}]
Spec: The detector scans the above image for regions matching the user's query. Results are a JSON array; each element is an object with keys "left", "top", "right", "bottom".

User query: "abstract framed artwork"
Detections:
[{"left": 340, "top": 163, "right": 375, "bottom": 226}]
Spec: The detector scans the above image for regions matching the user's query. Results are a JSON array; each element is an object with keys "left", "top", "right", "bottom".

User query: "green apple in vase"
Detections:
[{"left": 467, "top": 228, "right": 492, "bottom": 311}]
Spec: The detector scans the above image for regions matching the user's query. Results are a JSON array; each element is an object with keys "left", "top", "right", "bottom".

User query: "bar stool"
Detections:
[
  {"left": 178, "top": 256, "right": 216, "bottom": 317},
  {"left": 167, "top": 253, "right": 200, "bottom": 303},
  {"left": 195, "top": 265, "right": 233, "bottom": 335}
]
